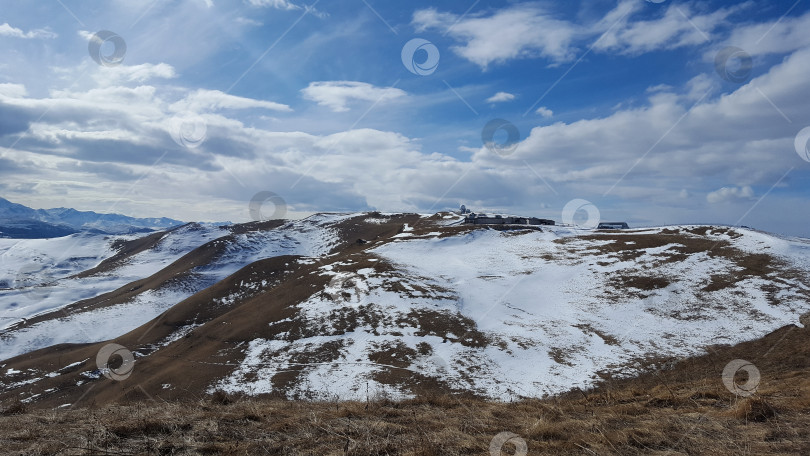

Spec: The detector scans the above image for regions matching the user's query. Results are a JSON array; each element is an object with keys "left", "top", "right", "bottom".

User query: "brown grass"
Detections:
[
  {"left": 3, "top": 321, "right": 809, "bottom": 456},
  {"left": 7, "top": 321, "right": 807, "bottom": 455},
  {"left": 2, "top": 221, "right": 809, "bottom": 454},
  {"left": 0, "top": 382, "right": 807, "bottom": 455}
]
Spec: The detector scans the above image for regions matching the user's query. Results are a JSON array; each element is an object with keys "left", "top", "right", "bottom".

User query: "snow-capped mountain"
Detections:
[
  {"left": 0, "top": 212, "right": 808, "bottom": 408},
  {"left": 0, "top": 197, "right": 184, "bottom": 238}
]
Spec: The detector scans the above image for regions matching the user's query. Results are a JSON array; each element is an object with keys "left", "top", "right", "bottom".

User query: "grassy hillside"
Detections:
[{"left": 2, "top": 322, "right": 808, "bottom": 455}]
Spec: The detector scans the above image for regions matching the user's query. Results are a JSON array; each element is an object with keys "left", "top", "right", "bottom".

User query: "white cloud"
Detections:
[
  {"left": 647, "top": 84, "right": 673, "bottom": 93},
  {"left": 462, "top": 45, "right": 810, "bottom": 227},
  {"left": 91, "top": 63, "right": 178, "bottom": 86},
  {"left": 234, "top": 17, "right": 262, "bottom": 27},
  {"left": 535, "top": 106, "right": 553, "bottom": 118},
  {"left": 486, "top": 92, "right": 515, "bottom": 103},
  {"left": 684, "top": 73, "right": 718, "bottom": 101},
  {"left": 413, "top": 5, "right": 580, "bottom": 69},
  {"left": 171, "top": 89, "right": 292, "bottom": 113},
  {"left": 246, "top": 0, "right": 327, "bottom": 17},
  {"left": 25, "top": 86, "right": 163, "bottom": 118},
  {"left": 706, "top": 186, "right": 754, "bottom": 204},
  {"left": 0, "top": 83, "right": 27, "bottom": 98},
  {"left": 301, "top": 81, "right": 406, "bottom": 112},
  {"left": 3, "top": 9, "right": 810, "bottom": 235},
  {"left": 6, "top": 42, "right": 801, "bottom": 224},
  {"left": 246, "top": 0, "right": 300, "bottom": 10},
  {"left": 0, "top": 23, "right": 56, "bottom": 39},
  {"left": 413, "top": 2, "right": 751, "bottom": 68},
  {"left": 594, "top": 3, "right": 747, "bottom": 55},
  {"left": 720, "top": 9, "right": 810, "bottom": 57}
]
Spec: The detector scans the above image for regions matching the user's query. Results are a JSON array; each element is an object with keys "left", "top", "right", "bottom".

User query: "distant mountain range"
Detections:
[{"left": 0, "top": 197, "right": 184, "bottom": 238}]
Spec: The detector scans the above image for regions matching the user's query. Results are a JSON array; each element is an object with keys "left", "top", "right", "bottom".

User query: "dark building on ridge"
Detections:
[{"left": 463, "top": 213, "right": 555, "bottom": 226}]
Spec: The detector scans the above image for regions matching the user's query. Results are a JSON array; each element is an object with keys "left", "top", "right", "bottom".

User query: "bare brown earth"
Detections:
[
  {"left": 0, "top": 213, "right": 429, "bottom": 408},
  {"left": 0, "top": 321, "right": 807, "bottom": 455},
  {"left": 1, "top": 218, "right": 808, "bottom": 409},
  {"left": 4, "top": 221, "right": 289, "bottom": 332},
  {"left": 0, "top": 217, "right": 808, "bottom": 454}
]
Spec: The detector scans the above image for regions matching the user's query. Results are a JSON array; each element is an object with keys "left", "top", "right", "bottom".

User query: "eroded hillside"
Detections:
[{"left": 0, "top": 213, "right": 808, "bottom": 408}]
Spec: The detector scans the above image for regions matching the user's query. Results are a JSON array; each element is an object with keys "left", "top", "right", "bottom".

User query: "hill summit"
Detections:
[{"left": 0, "top": 212, "right": 808, "bottom": 408}]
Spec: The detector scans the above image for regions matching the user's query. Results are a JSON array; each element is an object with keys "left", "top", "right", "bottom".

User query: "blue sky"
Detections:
[{"left": 1, "top": 0, "right": 810, "bottom": 235}]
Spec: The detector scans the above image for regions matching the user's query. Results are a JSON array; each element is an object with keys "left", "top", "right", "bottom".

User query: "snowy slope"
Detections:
[
  {"left": 213, "top": 225, "right": 810, "bottom": 400},
  {"left": 0, "top": 215, "right": 352, "bottom": 361},
  {"left": 0, "top": 233, "right": 118, "bottom": 288},
  {"left": 1, "top": 215, "right": 808, "bottom": 405},
  {"left": 0, "top": 225, "right": 228, "bottom": 326}
]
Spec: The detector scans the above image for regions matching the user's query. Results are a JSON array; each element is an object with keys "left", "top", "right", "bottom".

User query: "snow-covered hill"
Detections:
[
  {"left": 212, "top": 222, "right": 810, "bottom": 400},
  {"left": 0, "top": 213, "right": 808, "bottom": 407},
  {"left": 0, "top": 215, "right": 353, "bottom": 360}
]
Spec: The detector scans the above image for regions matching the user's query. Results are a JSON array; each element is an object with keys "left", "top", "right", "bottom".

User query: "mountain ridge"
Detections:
[
  {"left": 0, "top": 212, "right": 808, "bottom": 409},
  {"left": 0, "top": 197, "right": 184, "bottom": 238}
]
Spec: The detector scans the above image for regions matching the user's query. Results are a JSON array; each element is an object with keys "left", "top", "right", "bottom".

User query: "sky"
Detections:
[{"left": 1, "top": 0, "right": 809, "bottom": 236}]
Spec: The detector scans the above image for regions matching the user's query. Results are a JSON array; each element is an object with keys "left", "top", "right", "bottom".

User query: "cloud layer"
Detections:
[
  {"left": 0, "top": 0, "right": 808, "bottom": 236},
  {"left": 413, "top": 1, "right": 749, "bottom": 68},
  {"left": 301, "top": 81, "right": 406, "bottom": 112}
]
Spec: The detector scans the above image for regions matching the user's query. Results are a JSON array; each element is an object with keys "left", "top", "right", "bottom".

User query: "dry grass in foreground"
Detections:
[
  {"left": 1, "top": 324, "right": 809, "bottom": 455},
  {"left": 0, "top": 389, "right": 807, "bottom": 455}
]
